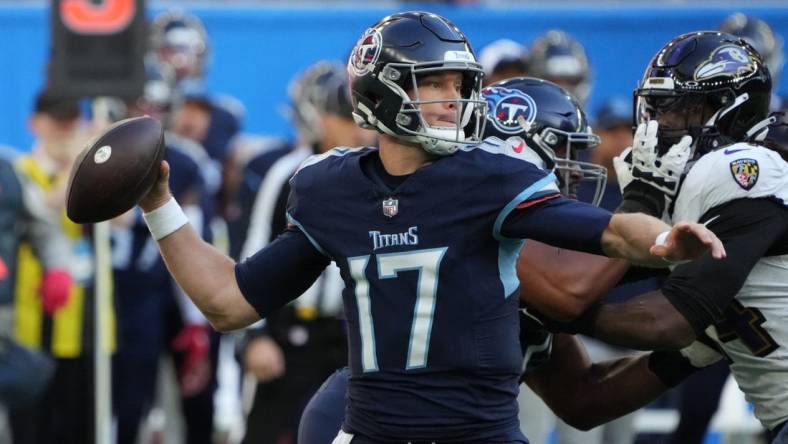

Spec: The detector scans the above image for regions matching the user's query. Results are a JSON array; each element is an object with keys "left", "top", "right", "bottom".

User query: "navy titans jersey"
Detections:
[
  {"left": 298, "top": 316, "right": 555, "bottom": 444},
  {"left": 286, "top": 140, "right": 557, "bottom": 442}
]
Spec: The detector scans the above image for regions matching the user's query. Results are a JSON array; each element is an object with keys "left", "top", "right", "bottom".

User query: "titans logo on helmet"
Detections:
[
  {"left": 694, "top": 45, "right": 756, "bottom": 81},
  {"left": 349, "top": 28, "right": 382, "bottom": 76},
  {"left": 482, "top": 87, "right": 537, "bottom": 135}
]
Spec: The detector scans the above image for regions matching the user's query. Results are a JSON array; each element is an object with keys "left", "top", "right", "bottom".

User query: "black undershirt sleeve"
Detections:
[
  {"left": 662, "top": 198, "right": 788, "bottom": 334},
  {"left": 234, "top": 227, "right": 331, "bottom": 319}
]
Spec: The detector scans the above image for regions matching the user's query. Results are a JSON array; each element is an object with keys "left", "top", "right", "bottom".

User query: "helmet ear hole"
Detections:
[
  {"left": 396, "top": 103, "right": 421, "bottom": 132},
  {"left": 543, "top": 131, "right": 559, "bottom": 146},
  {"left": 710, "top": 89, "right": 735, "bottom": 109}
]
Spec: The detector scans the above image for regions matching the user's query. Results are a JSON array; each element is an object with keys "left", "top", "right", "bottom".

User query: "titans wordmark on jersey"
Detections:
[
  {"left": 672, "top": 142, "right": 788, "bottom": 430},
  {"left": 286, "top": 139, "right": 556, "bottom": 441}
]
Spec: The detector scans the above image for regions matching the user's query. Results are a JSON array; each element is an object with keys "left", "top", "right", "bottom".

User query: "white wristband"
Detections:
[
  {"left": 655, "top": 231, "right": 670, "bottom": 247},
  {"left": 143, "top": 197, "right": 188, "bottom": 240}
]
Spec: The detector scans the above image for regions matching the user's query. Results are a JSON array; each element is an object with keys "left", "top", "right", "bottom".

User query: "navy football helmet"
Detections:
[
  {"left": 347, "top": 11, "right": 486, "bottom": 156},
  {"left": 288, "top": 61, "right": 353, "bottom": 145},
  {"left": 482, "top": 77, "right": 606, "bottom": 205},
  {"left": 528, "top": 31, "right": 592, "bottom": 105},
  {"left": 635, "top": 31, "right": 772, "bottom": 159},
  {"left": 720, "top": 14, "right": 784, "bottom": 86},
  {"left": 478, "top": 39, "right": 529, "bottom": 85},
  {"left": 150, "top": 10, "right": 209, "bottom": 83}
]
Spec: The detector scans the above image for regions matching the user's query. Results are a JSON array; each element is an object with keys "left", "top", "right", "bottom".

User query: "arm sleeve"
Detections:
[
  {"left": 234, "top": 227, "right": 331, "bottom": 319},
  {"left": 501, "top": 196, "right": 613, "bottom": 255},
  {"left": 662, "top": 198, "right": 788, "bottom": 334}
]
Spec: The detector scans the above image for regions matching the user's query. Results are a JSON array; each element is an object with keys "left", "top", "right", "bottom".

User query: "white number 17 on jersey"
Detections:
[{"left": 348, "top": 248, "right": 447, "bottom": 372}]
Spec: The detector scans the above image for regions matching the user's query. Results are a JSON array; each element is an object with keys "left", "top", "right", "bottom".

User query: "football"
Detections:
[{"left": 66, "top": 116, "right": 165, "bottom": 224}]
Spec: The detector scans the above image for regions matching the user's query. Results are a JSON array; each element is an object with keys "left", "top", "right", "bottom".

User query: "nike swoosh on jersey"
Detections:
[
  {"left": 703, "top": 215, "right": 721, "bottom": 226},
  {"left": 724, "top": 148, "right": 749, "bottom": 155}
]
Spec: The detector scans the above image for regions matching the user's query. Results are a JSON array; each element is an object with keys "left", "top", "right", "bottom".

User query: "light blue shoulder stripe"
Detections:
[
  {"left": 459, "top": 137, "right": 551, "bottom": 170},
  {"left": 295, "top": 146, "right": 360, "bottom": 172},
  {"left": 458, "top": 137, "right": 503, "bottom": 154},
  {"left": 499, "top": 238, "right": 525, "bottom": 299},
  {"left": 494, "top": 172, "right": 557, "bottom": 298},
  {"left": 286, "top": 212, "right": 331, "bottom": 258},
  {"left": 493, "top": 172, "right": 558, "bottom": 241}
]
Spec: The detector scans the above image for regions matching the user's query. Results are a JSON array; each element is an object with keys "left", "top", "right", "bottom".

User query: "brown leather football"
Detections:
[{"left": 66, "top": 116, "right": 165, "bottom": 223}]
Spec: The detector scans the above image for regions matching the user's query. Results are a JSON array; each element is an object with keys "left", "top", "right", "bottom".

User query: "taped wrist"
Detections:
[
  {"left": 143, "top": 197, "right": 188, "bottom": 240},
  {"left": 617, "top": 180, "right": 665, "bottom": 217},
  {"left": 647, "top": 349, "right": 699, "bottom": 387}
]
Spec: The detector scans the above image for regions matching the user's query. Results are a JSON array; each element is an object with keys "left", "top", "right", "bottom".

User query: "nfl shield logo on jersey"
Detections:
[
  {"left": 729, "top": 158, "right": 759, "bottom": 190},
  {"left": 382, "top": 197, "right": 398, "bottom": 218}
]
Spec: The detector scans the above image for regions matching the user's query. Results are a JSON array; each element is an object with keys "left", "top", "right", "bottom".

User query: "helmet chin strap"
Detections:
[
  {"left": 685, "top": 92, "right": 751, "bottom": 155},
  {"left": 705, "top": 92, "right": 750, "bottom": 126},
  {"left": 700, "top": 92, "right": 774, "bottom": 144},
  {"left": 413, "top": 125, "right": 461, "bottom": 155},
  {"left": 745, "top": 115, "right": 778, "bottom": 141},
  {"left": 517, "top": 115, "right": 534, "bottom": 134}
]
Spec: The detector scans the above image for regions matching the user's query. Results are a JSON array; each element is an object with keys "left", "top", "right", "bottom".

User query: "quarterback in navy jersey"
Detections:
[
  {"left": 296, "top": 77, "right": 717, "bottom": 444},
  {"left": 137, "top": 12, "right": 723, "bottom": 443}
]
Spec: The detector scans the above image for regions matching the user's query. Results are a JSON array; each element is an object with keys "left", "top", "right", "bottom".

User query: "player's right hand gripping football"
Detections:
[{"left": 139, "top": 161, "right": 173, "bottom": 213}]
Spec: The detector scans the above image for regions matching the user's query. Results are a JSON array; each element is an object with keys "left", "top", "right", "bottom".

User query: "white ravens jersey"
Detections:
[{"left": 673, "top": 143, "right": 788, "bottom": 429}]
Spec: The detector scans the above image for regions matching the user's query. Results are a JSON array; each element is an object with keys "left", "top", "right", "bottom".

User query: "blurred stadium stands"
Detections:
[{"left": 0, "top": 1, "right": 786, "bottom": 152}]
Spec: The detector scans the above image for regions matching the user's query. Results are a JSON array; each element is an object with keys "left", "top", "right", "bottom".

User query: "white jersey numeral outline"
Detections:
[{"left": 349, "top": 247, "right": 448, "bottom": 372}]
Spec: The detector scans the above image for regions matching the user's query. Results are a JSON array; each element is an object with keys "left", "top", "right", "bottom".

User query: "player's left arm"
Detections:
[
  {"left": 502, "top": 197, "right": 724, "bottom": 267},
  {"left": 565, "top": 198, "right": 788, "bottom": 350},
  {"left": 525, "top": 333, "right": 702, "bottom": 430},
  {"left": 601, "top": 212, "right": 725, "bottom": 267}
]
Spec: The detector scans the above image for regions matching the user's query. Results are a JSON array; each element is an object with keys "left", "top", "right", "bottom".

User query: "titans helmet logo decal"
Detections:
[
  {"left": 694, "top": 45, "right": 756, "bottom": 81},
  {"left": 349, "top": 28, "right": 382, "bottom": 76},
  {"left": 482, "top": 87, "right": 538, "bottom": 135}
]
